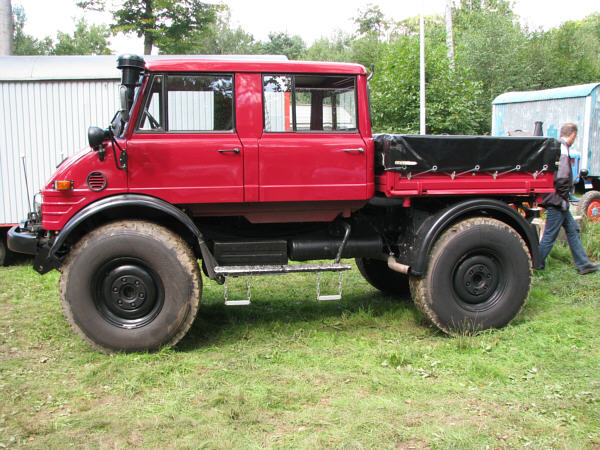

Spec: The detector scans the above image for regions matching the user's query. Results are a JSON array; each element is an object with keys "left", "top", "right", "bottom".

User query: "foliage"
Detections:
[
  {"left": 12, "top": 7, "right": 110, "bottom": 55},
  {"left": 1, "top": 223, "right": 599, "bottom": 447},
  {"left": 370, "top": 18, "right": 486, "bottom": 134},
  {"left": 354, "top": 4, "right": 389, "bottom": 39},
  {"left": 52, "top": 18, "right": 111, "bottom": 55},
  {"left": 77, "top": 0, "right": 222, "bottom": 54},
  {"left": 12, "top": 6, "right": 52, "bottom": 55},
  {"left": 193, "top": 11, "right": 257, "bottom": 55},
  {"left": 259, "top": 32, "right": 306, "bottom": 60}
]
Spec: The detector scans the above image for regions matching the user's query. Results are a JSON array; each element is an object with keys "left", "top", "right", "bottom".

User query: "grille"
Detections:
[{"left": 87, "top": 171, "right": 107, "bottom": 192}]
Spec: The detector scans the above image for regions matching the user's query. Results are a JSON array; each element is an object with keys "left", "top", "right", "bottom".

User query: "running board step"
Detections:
[
  {"left": 214, "top": 263, "right": 351, "bottom": 277},
  {"left": 217, "top": 263, "right": 351, "bottom": 305}
]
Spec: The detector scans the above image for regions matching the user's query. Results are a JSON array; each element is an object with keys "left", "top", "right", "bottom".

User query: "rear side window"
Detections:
[
  {"left": 137, "top": 73, "right": 234, "bottom": 132},
  {"left": 263, "top": 74, "right": 357, "bottom": 133}
]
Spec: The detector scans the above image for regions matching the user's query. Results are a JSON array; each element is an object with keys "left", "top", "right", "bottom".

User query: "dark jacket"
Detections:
[{"left": 542, "top": 141, "right": 572, "bottom": 210}]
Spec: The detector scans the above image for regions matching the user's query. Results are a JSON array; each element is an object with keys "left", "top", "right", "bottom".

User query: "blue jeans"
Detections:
[{"left": 539, "top": 207, "right": 590, "bottom": 269}]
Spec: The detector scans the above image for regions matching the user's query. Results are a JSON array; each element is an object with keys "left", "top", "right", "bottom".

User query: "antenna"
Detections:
[{"left": 21, "top": 154, "right": 33, "bottom": 214}]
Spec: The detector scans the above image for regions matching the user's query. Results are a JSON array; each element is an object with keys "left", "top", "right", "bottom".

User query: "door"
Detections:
[
  {"left": 259, "top": 74, "right": 368, "bottom": 202},
  {"left": 127, "top": 73, "right": 244, "bottom": 204}
]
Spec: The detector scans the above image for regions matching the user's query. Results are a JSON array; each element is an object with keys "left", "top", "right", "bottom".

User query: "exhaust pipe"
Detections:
[{"left": 387, "top": 256, "right": 410, "bottom": 274}]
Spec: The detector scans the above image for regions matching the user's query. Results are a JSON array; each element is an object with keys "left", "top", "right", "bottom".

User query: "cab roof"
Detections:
[{"left": 144, "top": 57, "right": 367, "bottom": 75}]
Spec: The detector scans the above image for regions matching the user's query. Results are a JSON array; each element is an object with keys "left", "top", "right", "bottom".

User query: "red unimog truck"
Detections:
[{"left": 9, "top": 55, "right": 561, "bottom": 353}]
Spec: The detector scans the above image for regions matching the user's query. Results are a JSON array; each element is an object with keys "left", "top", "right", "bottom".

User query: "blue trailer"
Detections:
[{"left": 492, "top": 83, "right": 600, "bottom": 221}]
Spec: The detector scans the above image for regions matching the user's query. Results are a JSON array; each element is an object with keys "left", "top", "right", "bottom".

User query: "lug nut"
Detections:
[{"left": 121, "top": 277, "right": 127, "bottom": 282}]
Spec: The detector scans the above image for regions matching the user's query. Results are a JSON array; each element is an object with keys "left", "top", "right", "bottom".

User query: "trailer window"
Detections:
[{"left": 263, "top": 74, "right": 357, "bottom": 133}]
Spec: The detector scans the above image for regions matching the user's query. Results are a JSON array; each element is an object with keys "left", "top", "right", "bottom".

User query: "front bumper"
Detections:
[
  {"left": 7, "top": 225, "right": 38, "bottom": 255},
  {"left": 7, "top": 224, "right": 56, "bottom": 274}
]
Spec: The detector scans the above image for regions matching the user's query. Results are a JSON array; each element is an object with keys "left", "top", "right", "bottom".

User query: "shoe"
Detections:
[{"left": 577, "top": 263, "right": 600, "bottom": 275}]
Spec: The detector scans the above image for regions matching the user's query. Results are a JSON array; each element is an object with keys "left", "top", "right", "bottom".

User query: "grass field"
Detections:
[{"left": 1, "top": 223, "right": 599, "bottom": 449}]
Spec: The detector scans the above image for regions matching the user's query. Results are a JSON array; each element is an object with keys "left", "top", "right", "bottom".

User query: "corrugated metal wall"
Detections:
[{"left": 0, "top": 79, "right": 120, "bottom": 225}]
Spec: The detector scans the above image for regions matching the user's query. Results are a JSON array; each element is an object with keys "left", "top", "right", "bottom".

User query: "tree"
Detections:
[
  {"left": 259, "top": 32, "right": 306, "bottom": 60},
  {"left": 163, "top": 9, "right": 257, "bottom": 54},
  {"left": 77, "top": 0, "right": 222, "bottom": 54},
  {"left": 0, "top": 0, "right": 13, "bottom": 54},
  {"left": 354, "top": 5, "right": 388, "bottom": 39},
  {"left": 452, "top": 0, "right": 534, "bottom": 131},
  {"left": 370, "top": 20, "right": 486, "bottom": 135},
  {"left": 53, "top": 18, "right": 111, "bottom": 55},
  {"left": 12, "top": 6, "right": 52, "bottom": 55}
]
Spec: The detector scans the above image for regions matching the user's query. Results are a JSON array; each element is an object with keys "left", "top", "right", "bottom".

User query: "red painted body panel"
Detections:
[
  {"left": 184, "top": 200, "right": 367, "bottom": 224},
  {"left": 41, "top": 148, "right": 127, "bottom": 230},
  {"left": 145, "top": 59, "right": 367, "bottom": 76},
  {"left": 257, "top": 133, "right": 369, "bottom": 202},
  {"left": 235, "top": 73, "right": 263, "bottom": 202},
  {"left": 376, "top": 171, "right": 555, "bottom": 199},
  {"left": 127, "top": 133, "right": 244, "bottom": 204}
]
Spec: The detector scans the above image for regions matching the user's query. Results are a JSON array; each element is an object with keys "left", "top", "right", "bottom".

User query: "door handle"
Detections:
[
  {"left": 218, "top": 148, "right": 240, "bottom": 154},
  {"left": 342, "top": 148, "right": 364, "bottom": 153}
]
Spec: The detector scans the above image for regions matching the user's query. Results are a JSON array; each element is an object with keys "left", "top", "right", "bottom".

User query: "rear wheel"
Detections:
[
  {"left": 577, "top": 190, "right": 600, "bottom": 222},
  {"left": 59, "top": 221, "right": 201, "bottom": 353},
  {"left": 356, "top": 257, "right": 410, "bottom": 298},
  {"left": 410, "top": 217, "right": 531, "bottom": 334}
]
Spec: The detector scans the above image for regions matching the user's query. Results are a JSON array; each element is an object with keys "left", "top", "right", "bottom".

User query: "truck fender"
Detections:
[
  {"left": 401, "top": 198, "right": 541, "bottom": 276},
  {"left": 39, "top": 194, "right": 219, "bottom": 279}
]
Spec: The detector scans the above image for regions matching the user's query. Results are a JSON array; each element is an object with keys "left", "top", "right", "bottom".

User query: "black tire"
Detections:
[
  {"left": 355, "top": 257, "right": 410, "bottom": 298},
  {"left": 410, "top": 217, "right": 532, "bottom": 335},
  {"left": 0, "top": 234, "right": 6, "bottom": 266},
  {"left": 577, "top": 190, "right": 600, "bottom": 222},
  {"left": 59, "top": 221, "right": 201, "bottom": 353}
]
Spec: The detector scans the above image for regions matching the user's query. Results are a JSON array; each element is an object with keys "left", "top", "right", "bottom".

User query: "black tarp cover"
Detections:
[{"left": 375, "top": 134, "right": 561, "bottom": 175}]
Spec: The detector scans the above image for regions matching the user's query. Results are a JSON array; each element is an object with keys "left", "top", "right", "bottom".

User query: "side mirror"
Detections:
[
  {"left": 580, "top": 168, "right": 589, "bottom": 178},
  {"left": 88, "top": 126, "right": 109, "bottom": 150}
]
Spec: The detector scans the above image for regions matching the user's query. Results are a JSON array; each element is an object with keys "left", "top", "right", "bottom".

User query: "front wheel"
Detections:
[
  {"left": 59, "top": 221, "right": 201, "bottom": 353},
  {"left": 410, "top": 217, "right": 532, "bottom": 334},
  {"left": 0, "top": 235, "right": 7, "bottom": 266}
]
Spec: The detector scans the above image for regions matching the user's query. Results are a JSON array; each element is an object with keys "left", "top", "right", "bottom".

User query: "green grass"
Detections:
[{"left": 1, "top": 224, "right": 600, "bottom": 449}]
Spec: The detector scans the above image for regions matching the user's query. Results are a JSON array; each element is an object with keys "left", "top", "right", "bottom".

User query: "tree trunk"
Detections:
[
  {"left": 445, "top": 0, "right": 455, "bottom": 70},
  {"left": 143, "top": 0, "right": 153, "bottom": 55},
  {"left": 0, "top": 0, "right": 13, "bottom": 55},
  {"left": 143, "top": 32, "right": 153, "bottom": 55}
]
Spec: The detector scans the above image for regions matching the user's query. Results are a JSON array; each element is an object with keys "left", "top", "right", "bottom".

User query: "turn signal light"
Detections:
[{"left": 54, "top": 180, "right": 73, "bottom": 191}]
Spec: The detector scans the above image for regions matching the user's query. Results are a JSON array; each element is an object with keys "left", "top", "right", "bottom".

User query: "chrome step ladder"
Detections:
[
  {"left": 216, "top": 221, "right": 352, "bottom": 305},
  {"left": 215, "top": 263, "right": 351, "bottom": 305}
]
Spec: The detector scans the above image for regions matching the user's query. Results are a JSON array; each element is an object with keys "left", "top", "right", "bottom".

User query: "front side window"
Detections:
[
  {"left": 263, "top": 74, "right": 357, "bottom": 132},
  {"left": 137, "top": 73, "right": 234, "bottom": 132}
]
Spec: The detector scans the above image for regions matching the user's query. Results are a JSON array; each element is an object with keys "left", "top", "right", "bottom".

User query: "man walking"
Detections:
[{"left": 539, "top": 123, "right": 598, "bottom": 274}]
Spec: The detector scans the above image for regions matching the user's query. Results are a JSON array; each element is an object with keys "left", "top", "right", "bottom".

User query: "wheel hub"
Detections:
[
  {"left": 453, "top": 255, "right": 500, "bottom": 304},
  {"left": 588, "top": 200, "right": 600, "bottom": 222},
  {"left": 95, "top": 260, "right": 162, "bottom": 327}
]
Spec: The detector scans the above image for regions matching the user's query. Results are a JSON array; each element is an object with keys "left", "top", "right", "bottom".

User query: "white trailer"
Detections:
[
  {"left": 492, "top": 83, "right": 600, "bottom": 221},
  {"left": 0, "top": 56, "right": 121, "bottom": 264}
]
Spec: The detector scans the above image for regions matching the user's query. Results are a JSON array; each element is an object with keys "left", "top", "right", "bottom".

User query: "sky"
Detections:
[{"left": 14, "top": 0, "right": 600, "bottom": 55}]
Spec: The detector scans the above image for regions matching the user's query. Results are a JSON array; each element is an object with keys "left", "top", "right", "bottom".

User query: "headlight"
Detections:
[{"left": 33, "top": 192, "right": 42, "bottom": 215}]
